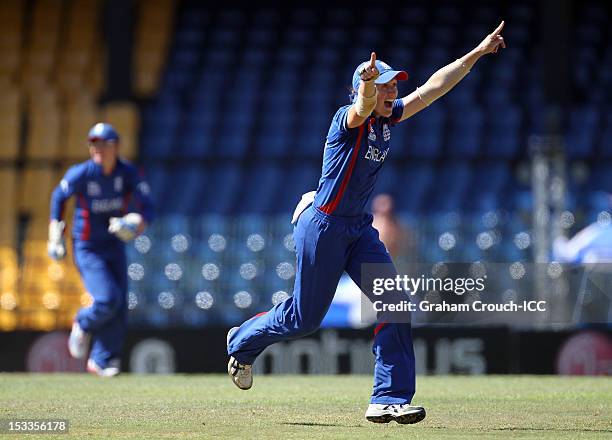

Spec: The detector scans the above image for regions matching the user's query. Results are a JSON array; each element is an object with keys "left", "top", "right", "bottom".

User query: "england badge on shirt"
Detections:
[
  {"left": 87, "top": 181, "right": 101, "bottom": 197},
  {"left": 114, "top": 176, "right": 123, "bottom": 192},
  {"left": 383, "top": 124, "right": 391, "bottom": 142}
]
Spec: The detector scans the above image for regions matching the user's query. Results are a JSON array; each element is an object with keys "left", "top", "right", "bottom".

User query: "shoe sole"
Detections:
[
  {"left": 69, "top": 347, "right": 85, "bottom": 359},
  {"left": 227, "top": 357, "right": 252, "bottom": 390},
  {"left": 86, "top": 366, "right": 119, "bottom": 377},
  {"left": 68, "top": 343, "right": 89, "bottom": 359},
  {"left": 68, "top": 326, "right": 90, "bottom": 359},
  {"left": 227, "top": 328, "right": 253, "bottom": 390},
  {"left": 366, "top": 409, "right": 426, "bottom": 425},
  {"left": 87, "top": 360, "right": 121, "bottom": 377}
]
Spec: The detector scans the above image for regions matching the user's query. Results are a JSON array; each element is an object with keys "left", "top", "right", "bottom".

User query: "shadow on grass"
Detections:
[{"left": 281, "top": 422, "right": 364, "bottom": 428}]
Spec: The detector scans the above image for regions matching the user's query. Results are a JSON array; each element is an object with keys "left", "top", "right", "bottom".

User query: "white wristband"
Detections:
[{"left": 354, "top": 89, "right": 378, "bottom": 117}]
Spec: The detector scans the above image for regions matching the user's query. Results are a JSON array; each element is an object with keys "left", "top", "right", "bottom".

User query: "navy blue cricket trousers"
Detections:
[
  {"left": 74, "top": 240, "right": 128, "bottom": 368},
  {"left": 228, "top": 206, "right": 416, "bottom": 404}
]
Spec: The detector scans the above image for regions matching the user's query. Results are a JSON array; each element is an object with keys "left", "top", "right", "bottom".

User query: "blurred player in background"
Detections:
[
  {"left": 553, "top": 214, "right": 612, "bottom": 322},
  {"left": 48, "top": 123, "right": 154, "bottom": 377},
  {"left": 553, "top": 217, "right": 612, "bottom": 264},
  {"left": 371, "top": 193, "right": 413, "bottom": 259},
  {"left": 227, "top": 23, "right": 506, "bottom": 423}
]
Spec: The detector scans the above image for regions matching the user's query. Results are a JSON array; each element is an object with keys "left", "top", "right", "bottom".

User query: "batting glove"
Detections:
[
  {"left": 48, "top": 219, "right": 66, "bottom": 260},
  {"left": 108, "top": 213, "right": 143, "bottom": 242}
]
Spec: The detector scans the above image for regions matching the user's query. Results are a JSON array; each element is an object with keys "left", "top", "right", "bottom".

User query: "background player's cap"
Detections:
[
  {"left": 87, "top": 123, "right": 119, "bottom": 143},
  {"left": 351, "top": 59, "right": 409, "bottom": 94}
]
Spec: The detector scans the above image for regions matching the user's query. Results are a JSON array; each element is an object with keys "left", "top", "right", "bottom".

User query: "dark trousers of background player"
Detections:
[{"left": 73, "top": 239, "right": 128, "bottom": 368}]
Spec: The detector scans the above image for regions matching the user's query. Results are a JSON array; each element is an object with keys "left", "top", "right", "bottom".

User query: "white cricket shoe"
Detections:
[
  {"left": 87, "top": 358, "right": 121, "bottom": 377},
  {"left": 227, "top": 327, "right": 252, "bottom": 390},
  {"left": 365, "top": 403, "right": 426, "bottom": 424},
  {"left": 68, "top": 321, "right": 90, "bottom": 359}
]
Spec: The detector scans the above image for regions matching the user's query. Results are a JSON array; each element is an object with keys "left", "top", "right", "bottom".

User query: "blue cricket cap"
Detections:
[
  {"left": 351, "top": 59, "right": 409, "bottom": 96},
  {"left": 88, "top": 123, "right": 119, "bottom": 143}
]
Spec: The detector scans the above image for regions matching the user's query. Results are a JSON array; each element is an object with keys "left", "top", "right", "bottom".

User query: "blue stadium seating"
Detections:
[
  {"left": 403, "top": 106, "right": 445, "bottom": 158},
  {"left": 236, "top": 164, "right": 285, "bottom": 214},
  {"left": 483, "top": 105, "right": 522, "bottom": 158},
  {"left": 431, "top": 162, "right": 472, "bottom": 212},
  {"left": 565, "top": 105, "right": 599, "bottom": 159},
  {"left": 394, "top": 163, "right": 434, "bottom": 213},
  {"left": 447, "top": 107, "right": 484, "bottom": 158},
  {"left": 600, "top": 110, "right": 612, "bottom": 157},
  {"left": 131, "top": 1, "right": 612, "bottom": 328}
]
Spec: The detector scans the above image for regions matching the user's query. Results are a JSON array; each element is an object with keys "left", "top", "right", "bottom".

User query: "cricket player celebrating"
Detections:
[
  {"left": 48, "top": 123, "right": 154, "bottom": 377},
  {"left": 228, "top": 23, "right": 506, "bottom": 423}
]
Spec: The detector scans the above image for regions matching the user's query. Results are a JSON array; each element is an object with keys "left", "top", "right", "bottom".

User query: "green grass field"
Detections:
[{"left": 1, "top": 374, "right": 611, "bottom": 439}]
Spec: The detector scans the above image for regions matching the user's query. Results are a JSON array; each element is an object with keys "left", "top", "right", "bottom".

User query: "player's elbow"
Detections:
[
  {"left": 419, "top": 80, "right": 445, "bottom": 103},
  {"left": 425, "top": 75, "right": 443, "bottom": 90},
  {"left": 50, "top": 187, "right": 64, "bottom": 206},
  {"left": 50, "top": 190, "right": 65, "bottom": 220}
]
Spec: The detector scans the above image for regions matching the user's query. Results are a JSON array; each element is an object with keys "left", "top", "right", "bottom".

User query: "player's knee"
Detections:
[
  {"left": 108, "top": 293, "right": 123, "bottom": 314},
  {"left": 92, "top": 290, "right": 123, "bottom": 318}
]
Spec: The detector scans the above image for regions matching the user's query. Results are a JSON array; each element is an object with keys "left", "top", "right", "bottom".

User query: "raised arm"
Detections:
[
  {"left": 398, "top": 21, "right": 506, "bottom": 122},
  {"left": 347, "top": 52, "right": 380, "bottom": 129}
]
